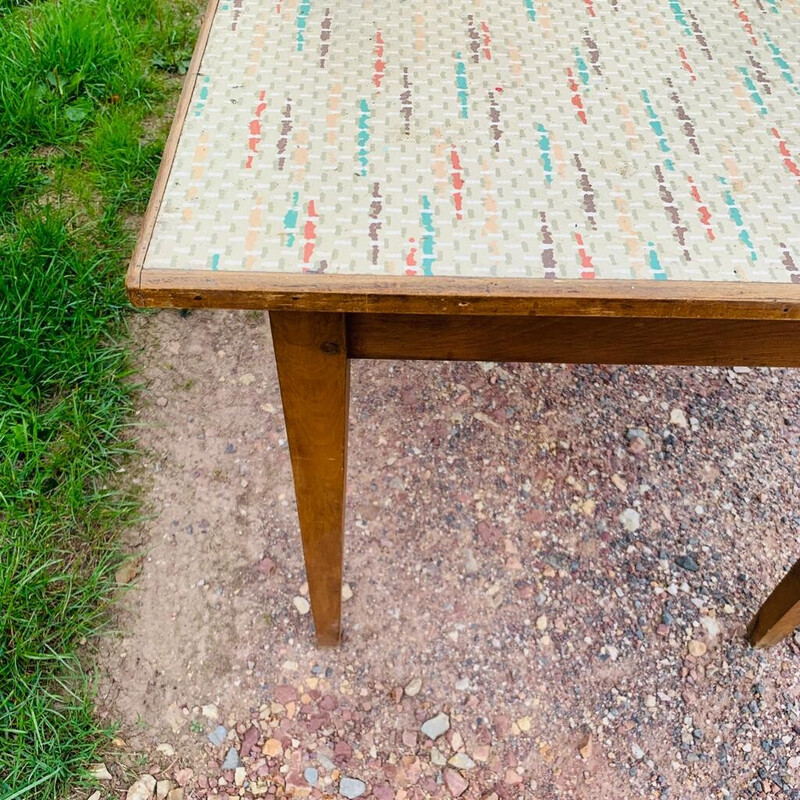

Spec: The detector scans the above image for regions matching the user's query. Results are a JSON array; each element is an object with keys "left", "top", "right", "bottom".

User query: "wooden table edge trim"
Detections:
[
  {"left": 127, "top": 268, "right": 800, "bottom": 320},
  {"left": 125, "top": 0, "right": 800, "bottom": 322},
  {"left": 125, "top": 0, "right": 221, "bottom": 297}
]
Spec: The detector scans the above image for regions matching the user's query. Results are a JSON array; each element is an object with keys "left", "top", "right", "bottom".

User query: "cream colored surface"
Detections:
[{"left": 142, "top": 0, "right": 800, "bottom": 282}]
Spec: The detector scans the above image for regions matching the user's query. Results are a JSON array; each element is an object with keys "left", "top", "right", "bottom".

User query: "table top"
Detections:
[{"left": 128, "top": 0, "right": 800, "bottom": 317}]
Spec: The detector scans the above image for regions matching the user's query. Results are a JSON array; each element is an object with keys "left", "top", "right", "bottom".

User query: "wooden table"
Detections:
[{"left": 128, "top": 0, "right": 800, "bottom": 648}]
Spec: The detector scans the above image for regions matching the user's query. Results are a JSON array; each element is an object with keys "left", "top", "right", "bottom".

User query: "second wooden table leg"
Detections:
[
  {"left": 748, "top": 556, "right": 800, "bottom": 648},
  {"left": 270, "top": 311, "right": 350, "bottom": 646}
]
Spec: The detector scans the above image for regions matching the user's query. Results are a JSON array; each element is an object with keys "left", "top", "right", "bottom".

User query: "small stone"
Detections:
[
  {"left": 273, "top": 684, "right": 297, "bottom": 703},
  {"left": 167, "top": 791, "right": 184, "bottom": 800},
  {"left": 700, "top": 615, "right": 720, "bottom": 639},
  {"left": 675, "top": 555, "right": 699, "bottom": 572},
  {"left": 669, "top": 408, "right": 688, "bottom": 428},
  {"left": 626, "top": 427, "right": 649, "bottom": 442},
  {"left": 234, "top": 768, "right": 247, "bottom": 787},
  {"left": 241, "top": 725, "right": 260, "bottom": 756},
  {"left": 504, "top": 769, "right": 523, "bottom": 785},
  {"left": 626, "top": 428, "right": 650, "bottom": 453},
  {"left": 619, "top": 508, "right": 640, "bottom": 533},
  {"left": 732, "top": 366, "right": 751, "bottom": 374},
  {"left": 421, "top": 712, "right": 450, "bottom": 740},
  {"left": 156, "top": 780, "right": 171, "bottom": 800},
  {"left": 127, "top": 776, "right": 157, "bottom": 800},
  {"left": 430, "top": 746, "right": 447, "bottom": 766},
  {"left": 404, "top": 677, "right": 422, "bottom": 697},
  {"left": 89, "top": 764, "right": 113, "bottom": 781},
  {"left": 579, "top": 734, "right": 593, "bottom": 760},
  {"left": 465, "top": 550, "right": 479, "bottom": 574},
  {"left": 535, "top": 614, "right": 548, "bottom": 631},
  {"left": 88, "top": 792, "right": 101, "bottom": 800},
  {"left": 155, "top": 744, "right": 176, "bottom": 757},
  {"left": 516, "top": 715, "right": 532, "bottom": 733},
  {"left": 221, "top": 746, "right": 240, "bottom": 769},
  {"left": 115, "top": 559, "right": 141, "bottom": 586},
  {"left": 339, "top": 776, "right": 366, "bottom": 798},
  {"left": 448, "top": 753, "right": 476, "bottom": 770},
  {"left": 304, "top": 767, "right": 319, "bottom": 787},
  {"left": 611, "top": 474, "right": 628, "bottom": 492},
  {"left": 632, "top": 743, "right": 645, "bottom": 761},
  {"left": 293, "top": 596, "right": 311, "bottom": 615},
  {"left": 341, "top": 583, "right": 353, "bottom": 601},
  {"left": 172, "top": 770, "right": 192, "bottom": 788},
  {"left": 208, "top": 725, "right": 227, "bottom": 746},
  {"left": 201, "top": 703, "right": 219, "bottom": 720},
  {"left": 317, "top": 751, "right": 335, "bottom": 771},
  {"left": 156, "top": 396, "right": 168, "bottom": 407},
  {"left": 645, "top": 694, "right": 657, "bottom": 709},
  {"left": 688, "top": 639, "right": 707, "bottom": 657},
  {"left": 473, "top": 745, "right": 490, "bottom": 762},
  {"left": 628, "top": 437, "right": 647, "bottom": 454},
  {"left": 603, "top": 644, "right": 619, "bottom": 662},
  {"left": 443, "top": 768, "right": 469, "bottom": 797},
  {"left": 263, "top": 738, "right": 283, "bottom": 757}
]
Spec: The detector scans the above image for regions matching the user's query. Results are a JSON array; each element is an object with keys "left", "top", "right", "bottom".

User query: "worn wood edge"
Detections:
[
  {"left": 125, "top": 0, "right": 221, "bottom": 298},
  {"left": 130, "top": 268, "right": 800, "bottom": 319}
]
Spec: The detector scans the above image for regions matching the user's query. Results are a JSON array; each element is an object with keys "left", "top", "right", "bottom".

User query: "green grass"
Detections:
[
  {"left": 86, "top": 111, "right": 165, "bottom": 209},
  {"left": 0, "top": 0, "right": 200, "bottom": 796},
  {"left": 0, "top": 151, "right": 36, "bottom": 221}
]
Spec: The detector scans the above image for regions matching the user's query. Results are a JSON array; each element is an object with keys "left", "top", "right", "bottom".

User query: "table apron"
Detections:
[{"left": 345, "top": 313, "right": 800, "bottom": 367}]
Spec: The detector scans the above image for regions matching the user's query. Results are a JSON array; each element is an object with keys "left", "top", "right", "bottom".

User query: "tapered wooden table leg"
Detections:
[
  {"left": 270, "top": 311, "right": 349, "bottom": 646},
  {"left": 748, "top": 556, "right": 800, "bottom": 648}
]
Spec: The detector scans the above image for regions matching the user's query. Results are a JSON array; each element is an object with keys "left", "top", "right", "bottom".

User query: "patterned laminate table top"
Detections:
[{"left": 139, "top": 0, "right": 800, "bottom": 284}]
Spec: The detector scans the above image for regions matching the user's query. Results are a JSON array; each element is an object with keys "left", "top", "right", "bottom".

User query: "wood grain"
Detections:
[
  {"left": 346, "top": 313, "right": 800, "bottom": 367},
  {"left": 129, "top": 269, "right": 800, "bottom": 321},
  {"left": 270, "top": 312, "right": 349, "bottom": 646},
  {"left": 749, "top": 558, "right": 800, "bottom": 648}
]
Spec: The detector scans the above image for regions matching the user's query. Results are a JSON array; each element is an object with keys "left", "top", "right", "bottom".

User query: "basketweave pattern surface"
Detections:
[{"left": 142, "top": 0, "right": 800, "bottom": 282}]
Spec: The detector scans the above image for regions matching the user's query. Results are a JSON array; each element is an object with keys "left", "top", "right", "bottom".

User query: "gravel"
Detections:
[{"left": 100, "top": 311, "right": 800, "bottom": 800}]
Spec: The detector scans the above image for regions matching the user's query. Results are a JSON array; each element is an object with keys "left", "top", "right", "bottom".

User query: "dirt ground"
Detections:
[{"left": 94, "top": 308, "right": 800, "bottom": 800}]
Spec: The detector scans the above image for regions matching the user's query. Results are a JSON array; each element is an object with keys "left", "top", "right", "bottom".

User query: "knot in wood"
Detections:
[{"left": 320, "top": 341, "right": 340, "bottom": 355}]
